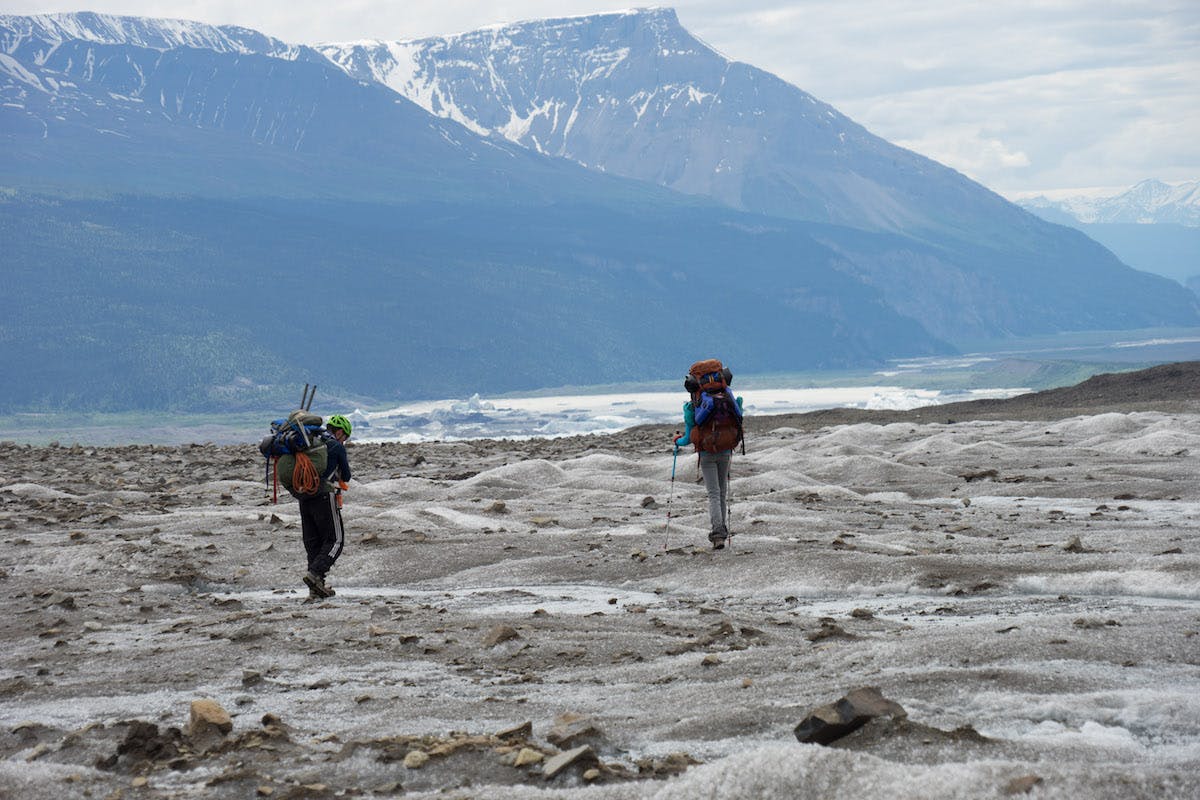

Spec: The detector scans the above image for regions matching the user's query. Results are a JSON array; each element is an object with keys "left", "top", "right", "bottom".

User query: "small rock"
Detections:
[
  {"left": 514, "top": 747, "right": 544, "bottom": 766},
  {"left": 849, "top": 608, "right": 874, "bottom": 619},
  {"left": 488, "top": 501, "right": 508, "bottom": 513},
  {"left": 482, "top": 625, "right": 521, "bottom": 647},
  {"left": 1004, "top": 774, "right": 1043, "bottom": 794},
  {"left": 188, "top": 699, "right": 232, "bottom": 737},
  {"left": 794, "top": 687, "right": 907, "bottom": 745},
  {"left": 543, "top": 745, "right": 598, "bottom": 779},
  {"left": 701, "top": 654, "right": 721, "bottom": 667},
  {"left": 403, "top": 750, "right": 429, "bottom": 769},
  {"left": 640, "top": 496, "right": 657, "bottom": 508},
  {"left": 495, "top": 721, "right": 533, "bottom": 741},
  {"left": 807, "top": 622, "right": 855, "bottom": 642},
  {"left": 46, "top": 592, "right": 77, "bottom": 610},
  {"left": 1063, "top": 535, "right": 1086, "bottom": 553},
  {"left": 547, "top": 712, "right": 602, "bottom": 748}
]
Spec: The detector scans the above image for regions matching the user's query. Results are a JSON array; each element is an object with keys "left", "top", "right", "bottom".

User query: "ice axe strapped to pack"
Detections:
[{"left": 258, "top": 384, "right": 330, "bottom": 502}]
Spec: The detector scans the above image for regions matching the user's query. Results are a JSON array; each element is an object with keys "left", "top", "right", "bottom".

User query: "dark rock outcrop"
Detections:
[{"left": 794, "top": 687, "right": 907, "bottom": 745}]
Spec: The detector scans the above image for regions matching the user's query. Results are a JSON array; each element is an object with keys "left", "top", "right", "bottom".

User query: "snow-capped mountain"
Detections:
[
  {"left": 0, "top": 10, "right": 303, "bottom": 61},
  {"left": 1016, "top": 180, "right": 1200, "bottom": 287},
  {"left": 0, "top": 12, "right": 575, "bottom": 201},
  {"left": 1, "top": 10, "right": 1197, "bottom": 410},
  {"left": 317, "top": 8, "right": 1023, "bottom": 238},
  {"left": 1017, "top": 180, "right": 1200, "bottom": 226}
]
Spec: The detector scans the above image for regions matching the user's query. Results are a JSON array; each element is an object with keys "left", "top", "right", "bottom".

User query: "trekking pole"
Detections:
[
  {"left": 726, "top": 465, "right": 734, "bottom": 551},
  {"left": 300, "top": 383, "right": 311, "bottom": 410},
  {"left": 662, "top": 440, "right": 680, "bottom": 551},
  {"left": 306, "top": 385, "right": 317, "bottom": 411}
]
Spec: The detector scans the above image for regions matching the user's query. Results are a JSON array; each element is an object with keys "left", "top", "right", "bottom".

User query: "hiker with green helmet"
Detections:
[{"left": 299, "top": 414, "right": 353, "bottom": 599}]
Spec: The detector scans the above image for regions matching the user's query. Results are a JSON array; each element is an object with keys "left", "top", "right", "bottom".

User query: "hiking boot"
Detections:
[
  {"left": 709, "top": 527, "right": 728, "bottom": 550},
  {"left": 303, "top": 571, "right": 334, "bottom": 598}
]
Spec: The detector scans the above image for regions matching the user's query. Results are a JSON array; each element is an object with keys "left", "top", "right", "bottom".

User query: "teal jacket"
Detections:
[{"left": 674, "top": 393, "right": 744, "bottom": 450}]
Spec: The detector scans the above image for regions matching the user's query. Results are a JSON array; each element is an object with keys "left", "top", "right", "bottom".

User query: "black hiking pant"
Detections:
[{"left": 298, "top": 491, "right": 345, "bottom": 578}]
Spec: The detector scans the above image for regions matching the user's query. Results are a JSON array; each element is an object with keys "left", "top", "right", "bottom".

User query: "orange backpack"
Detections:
[
  {"left": 686, "top": 359, "right": 744, "bottom": 453},
  {"left": 688, "top": 359, "right": 729, "bottom": 392}
]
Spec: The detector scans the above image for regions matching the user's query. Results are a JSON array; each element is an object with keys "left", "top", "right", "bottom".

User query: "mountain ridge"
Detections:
[
  {"left": 0, "top": 10, "right": 304, "bottom": 60},
  {"left": 317, "top": 7, "right": 1015, "bottom": 238},
  {"left": 1017, "top": 179, "right": 1200, "bottom": 227}
]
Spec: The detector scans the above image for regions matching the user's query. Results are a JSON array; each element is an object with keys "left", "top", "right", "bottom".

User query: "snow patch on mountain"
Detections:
[
  {"left": 311, "top": 6, "right": 996, "bottom": 237},
  {"left": 1018, "top": 179, "right": 1200, "bottom": 226},
  {"left": 0, "top": 11, "right": 301, "bottom": 61},
  {"left": 0, "top": 51, "right": 45, "bottom": 91},
  {"left": 317, "top": 8, "right": 713, "bottom": 160}
]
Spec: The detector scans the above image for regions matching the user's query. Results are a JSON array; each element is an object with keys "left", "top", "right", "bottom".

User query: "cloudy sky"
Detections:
[{"left": 4, "top": 1, "right": 1197, "bottom": 197}]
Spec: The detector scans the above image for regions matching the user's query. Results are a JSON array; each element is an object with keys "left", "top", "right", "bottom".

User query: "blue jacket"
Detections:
[
  {"left": 674, "top": 391, "right": 744, "bottom": 450},
  {"left": 323, "top": 435, "right": 352, "bottom": 483}
]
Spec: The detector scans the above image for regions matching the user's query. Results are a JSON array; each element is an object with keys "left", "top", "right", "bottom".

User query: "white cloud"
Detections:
[{"left": 895, "top": 127, "right": 1031, "bottom": 182}]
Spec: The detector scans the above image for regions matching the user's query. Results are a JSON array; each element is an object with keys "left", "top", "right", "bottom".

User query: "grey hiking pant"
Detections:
[{"left": 699, "top": 450, "right": 732, "bottom": 540}]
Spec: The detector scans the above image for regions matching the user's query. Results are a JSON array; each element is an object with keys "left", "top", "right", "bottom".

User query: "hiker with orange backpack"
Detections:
[
  {"left": 673, "top": 359, "right": 745, "bottom": 550},
  {"left": 297, "top": 414, "right": 353, "bottom": 599}
]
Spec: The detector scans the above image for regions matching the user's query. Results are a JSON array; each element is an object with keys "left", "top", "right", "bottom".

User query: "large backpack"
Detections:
[
  {"left": 693, "top": 389, "right": 745, "bottom": 453},
  {"left": 688, "top": 359, "right": 731, "bottom": 393},
  {"left": 259, "top": 410, "right": 329, "bottom": 500}
]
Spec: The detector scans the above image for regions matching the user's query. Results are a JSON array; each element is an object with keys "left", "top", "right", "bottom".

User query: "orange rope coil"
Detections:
[{"left": 292, "top": 451, "right": 321, "bottom": 496}]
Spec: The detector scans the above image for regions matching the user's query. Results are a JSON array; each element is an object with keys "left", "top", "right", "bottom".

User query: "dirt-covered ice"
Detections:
[{"left": 0, "top": 409, "right": 1197, "bottom": 799}]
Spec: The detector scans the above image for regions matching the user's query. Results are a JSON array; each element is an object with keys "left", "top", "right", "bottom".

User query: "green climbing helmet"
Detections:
[{"left": 327, "top": 414, "right": 352, "bottom": 437}]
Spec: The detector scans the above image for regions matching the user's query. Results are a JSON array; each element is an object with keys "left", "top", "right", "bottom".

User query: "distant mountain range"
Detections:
[
  {"left": 1017, "top": 180, "right": 1200, "bottom": 227},
  {"left": 1017, "top": 180, "right": 1200, "bottom": 289},
  {"left": 1, "top": 10, "right": 1197, "bottom": 411}
]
